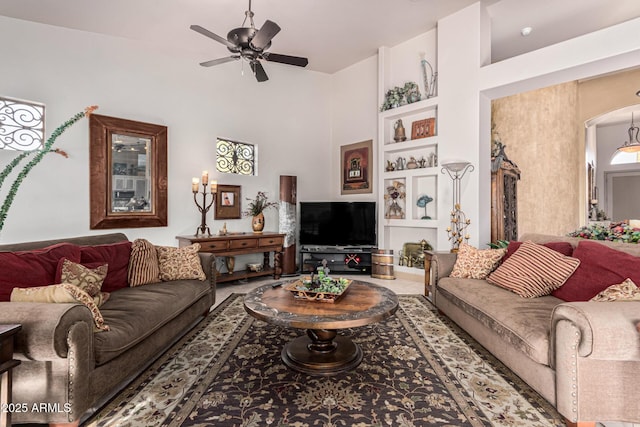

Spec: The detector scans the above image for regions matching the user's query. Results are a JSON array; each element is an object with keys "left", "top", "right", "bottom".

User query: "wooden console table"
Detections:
[
  {"left": 176, "top": 232, "right": 284, "bottom": 284},
  {"left": 1, "top": 324, "right": 21, "bottom": 427}
]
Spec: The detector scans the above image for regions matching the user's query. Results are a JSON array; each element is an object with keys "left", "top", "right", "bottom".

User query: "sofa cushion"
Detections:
[
  {"left": 487, "top": 240, "right": 580, "bottom": 298},
  {"left": 80, "top": 241, "right": 132, "bottom": 292},
  {"left": 437, "top": 276, "right": 561, "bottom": 366},
  {"left": 552, "top": 240, "right": 640, "bottom": 302},
  {"left": 0, "top": 243, "right": 81, "bottom": 302},
  {"left": 94, "top": 280, "right": 210, "bottom": 365},
  {"left": 450, "top": 243, "right": 506, "bottom": 280},
  {"left": 590, "top": 278, "right": 640, "bottom": 302},
  {"left": 156, "top": 244, "right": 206, "bottom": 281},
  {"left": 503, "top": 240, "right": 573, "bottom": 262},
  {"left": 128, "top": 239, "right": 160, "bottom": 287}
]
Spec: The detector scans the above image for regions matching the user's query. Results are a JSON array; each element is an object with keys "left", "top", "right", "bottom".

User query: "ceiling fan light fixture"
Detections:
[{"left": 190, "top": 0, "right": 308, "bottom": 82}]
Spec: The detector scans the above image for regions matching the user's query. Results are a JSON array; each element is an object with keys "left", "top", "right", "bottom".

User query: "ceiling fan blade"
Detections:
[
  {"left": 190, "top": 25, "right": 237, "bottom": 49},
  {"left": 263, "top": 52, "right": 309, "bottom": 68},
  {"left": 250, "top": 61, "right": 269, "bottom": 82},
  {"left": 250, "top": 20, "right": 281, "bottom": 50},
  {"left": 199, "top": 56, "right": 240, "bottom": 67}
]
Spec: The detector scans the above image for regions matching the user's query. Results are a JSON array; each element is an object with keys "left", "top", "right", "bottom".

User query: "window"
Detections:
[
  {"left": 216, "top": 138, "right": 257, "bottom": 175},
  {"left": 0, "top": 96, "right": 45, "bottom": 151}
]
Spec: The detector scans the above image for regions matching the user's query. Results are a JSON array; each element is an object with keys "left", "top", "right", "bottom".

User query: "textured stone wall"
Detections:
[{"left": 492, "top": 82, "right": 580, "bottom": 237}]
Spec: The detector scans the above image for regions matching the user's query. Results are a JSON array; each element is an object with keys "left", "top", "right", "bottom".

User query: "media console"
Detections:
[{"left": 299, "top": 246, "right": 376, "bottom": 274}]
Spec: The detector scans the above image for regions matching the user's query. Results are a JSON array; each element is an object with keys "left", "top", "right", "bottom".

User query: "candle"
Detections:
[
  {"left": 192, "top": 177, "right": 199, "bottom": 193},
  {"left": 210, "top": 180, "right": 217, "bottom": 193},
  {"left": 202, "top": 171, "right": 209, "bottom": 185}
]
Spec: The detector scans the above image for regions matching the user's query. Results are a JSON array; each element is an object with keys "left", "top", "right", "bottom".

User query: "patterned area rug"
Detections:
[{"left": 85, "top": 294, "right": 563, "bottom": 427}]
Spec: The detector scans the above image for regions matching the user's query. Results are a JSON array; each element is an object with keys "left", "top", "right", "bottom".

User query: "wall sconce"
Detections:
[
  {"left": 192, "top": 171, "right": 217, "bottom": 236},
  {"left": 441, "top": 161, "right": 474, "bottom": 252}
]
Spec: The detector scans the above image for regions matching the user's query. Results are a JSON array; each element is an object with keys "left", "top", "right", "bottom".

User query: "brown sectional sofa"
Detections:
[
  {"left": 0, "top": 233, "right": 216, "bottom": 425},
  {"left": 428, "top": 233, "right": 640, "bottom": 426}
]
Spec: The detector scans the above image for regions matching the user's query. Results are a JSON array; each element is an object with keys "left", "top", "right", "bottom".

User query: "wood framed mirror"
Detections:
[{"left": 89, "top": 114, "right": 167, "bottom": 229}]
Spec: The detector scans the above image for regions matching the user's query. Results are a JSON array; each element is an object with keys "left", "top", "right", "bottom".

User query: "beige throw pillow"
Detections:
[
  {"left": 156, "top": 243, "right": 206, "bottom": 281},
  {"left": 487, "top": 240, "right": 580, "bottom": 298},
  {"left": 128, "top": 238, "right": 161, "bottom": 286},
  {"left": 450, "top": 243, "right": 506, "bottom": 280},
  {"left": 11, "top": 283, "right": 109, "bottom": 331},
  {"left": 590, "top": 278, "right": 640, "bottom": 302}
]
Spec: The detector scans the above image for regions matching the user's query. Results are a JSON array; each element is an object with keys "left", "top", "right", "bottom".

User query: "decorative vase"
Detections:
[
  {"left": 252, "top": 212, "right": 265, "bottom": 233},
  {"left": 225, "top": 256, "right": 235, "bottom": 274}
]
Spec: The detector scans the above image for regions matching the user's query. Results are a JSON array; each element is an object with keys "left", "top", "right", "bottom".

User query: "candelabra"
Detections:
[
  {"left": 192, "top": 172, "right": 217, "bottom": 236},
  {"left": 441, "top": 161, "right": 474, "bottom": 252}
]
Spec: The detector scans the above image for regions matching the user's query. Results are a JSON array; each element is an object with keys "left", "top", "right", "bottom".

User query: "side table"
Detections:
[{"left": 0, "top": 324, "right": 21, "bottom": 427}]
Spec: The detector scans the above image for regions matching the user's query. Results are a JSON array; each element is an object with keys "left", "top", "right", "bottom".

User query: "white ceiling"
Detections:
[{"left": 0, "top": 0, "right": 639, "bottom": 74}]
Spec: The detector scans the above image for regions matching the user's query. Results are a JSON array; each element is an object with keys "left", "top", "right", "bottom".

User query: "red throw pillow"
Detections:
[
  {"left": 80, "top": 241, "right": 132, "bottom": 292},
  {"left": 0, "top": 243, "right": 81, "bottom": 301},
  {"left": 503, "top": 241, "right": 573, "bottom": 263},
  {"left": 552, "top": 240, "right": 640, "bottom": 302}
]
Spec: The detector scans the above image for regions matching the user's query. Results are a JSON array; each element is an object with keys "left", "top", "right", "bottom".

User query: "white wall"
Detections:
[
  {"left": 329, "top": 56, "right": 378, "bottom": 201},
  {"left": 0, "top": 16, "right": 332, "bottom": 245}
]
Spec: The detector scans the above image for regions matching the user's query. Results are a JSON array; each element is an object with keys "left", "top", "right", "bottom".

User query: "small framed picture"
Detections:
[
  {"left": 215, "top": 185, "right": 241, "bottom": 219},
  {"left": 411, "top": 118, "right": 436, "bottom": 140}
]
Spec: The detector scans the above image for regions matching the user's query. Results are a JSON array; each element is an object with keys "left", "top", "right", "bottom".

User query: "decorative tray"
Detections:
[{"left": 284, "top": 277, "right": 352, "bottom": 303}]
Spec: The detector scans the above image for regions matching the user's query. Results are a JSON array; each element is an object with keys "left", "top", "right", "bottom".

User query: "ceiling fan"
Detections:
[{"left": 190, "top": 0, "right": 309, "bottom": 82}]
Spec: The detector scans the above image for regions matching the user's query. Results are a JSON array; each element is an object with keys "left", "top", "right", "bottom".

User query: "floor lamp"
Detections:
[{"left": 441, "top": 161, "right": 474, "bottom": 252}]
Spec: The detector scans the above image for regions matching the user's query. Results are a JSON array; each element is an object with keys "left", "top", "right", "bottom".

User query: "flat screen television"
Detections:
[{"left": 299, "top": 202, "right": 376, "bottom": 247}]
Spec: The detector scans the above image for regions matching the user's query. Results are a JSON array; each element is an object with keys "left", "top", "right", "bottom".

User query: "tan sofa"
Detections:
[
  {"left": 427, "top": 233, "right": 640, "bottom": 426},
  {"left": 0, "top": 233, "right": 216, "bottom": 425}
]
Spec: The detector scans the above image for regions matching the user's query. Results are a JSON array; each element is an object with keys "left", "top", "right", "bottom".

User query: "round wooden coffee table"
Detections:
[{"left": 244, "top": 280, "right": 398, "bottom": 376}]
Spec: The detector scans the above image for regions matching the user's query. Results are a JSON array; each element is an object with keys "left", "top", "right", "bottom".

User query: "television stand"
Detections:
[{"left": 299, "top": 246, "right": 375, "bottom": 274}]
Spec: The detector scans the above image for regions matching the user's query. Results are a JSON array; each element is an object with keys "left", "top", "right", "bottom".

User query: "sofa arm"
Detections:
[
  {"left": 551, "top": 301, "right": 640, "bottom": 361},
  {"left": 552, "top": 301, "right": 640, "bottom": 423},
  {"left": 0, "top": 302, "right": 95, "bottom": 360}
]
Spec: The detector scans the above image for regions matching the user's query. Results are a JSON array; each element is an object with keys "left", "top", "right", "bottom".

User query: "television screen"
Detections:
[{"left": 299, "top": 202, "right": 376, "bottom": 247}]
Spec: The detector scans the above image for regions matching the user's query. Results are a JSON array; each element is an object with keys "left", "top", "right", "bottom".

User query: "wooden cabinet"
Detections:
[
  {"left": 491, "top": 159, "right": 520, "bottom": 242},
  {"left": 176, "top": 233, "right": 285, "bottom": 283}
]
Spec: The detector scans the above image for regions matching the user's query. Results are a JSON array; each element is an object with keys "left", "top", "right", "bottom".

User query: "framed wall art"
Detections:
[
  {"left": 341, "top": 139, "right": 373, "bottom": 195},
  {"left": 411, "top": 117, "right": 436, "bottom": 140},
  {"left": 215, "top": 184, "right": 241, "bottom": 219}
]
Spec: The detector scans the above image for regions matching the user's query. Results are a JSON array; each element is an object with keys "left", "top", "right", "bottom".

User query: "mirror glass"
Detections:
[
  {"left": 111, "top": 133, "right": 152, "bottom": 213},
  {"left": 90, "top": 114, "right": 167, "bottom": 229}
]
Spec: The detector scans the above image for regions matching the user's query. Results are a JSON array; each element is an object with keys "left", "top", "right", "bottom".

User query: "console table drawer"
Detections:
[
  {"left": 229, "top": 239, "right": 257, "bottom": 250},
  {"left": 259, "top": 236, "right": 284, "bottom": 247},
  {"left": 199, "top": 241, "right": 229, "bottom": 252}
]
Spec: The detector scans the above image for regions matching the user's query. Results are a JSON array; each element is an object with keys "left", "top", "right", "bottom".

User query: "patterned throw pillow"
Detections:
[
  {"left": 590, "top": 278, "right": 640, "bottom": 302},
  {"left": 128, "top": 238, "right": 161, "bottom": 287},
  {"left": 59, "top": 258, "right": 108, "bottom": 297},
  {"left": 450, "top": 243, "right": 507, "bottom": 280},
  {"left": 487, "top": 240, "right": 580, "bottom": 298},
  {"left": 156, "top": 244, "right": 206, "bottom": 282},
  {"left": 59, "top": 283, "right": 110, "bottom": 331},
  {"left": 10, "top": 283, "right": 110, "bottom": 332}
]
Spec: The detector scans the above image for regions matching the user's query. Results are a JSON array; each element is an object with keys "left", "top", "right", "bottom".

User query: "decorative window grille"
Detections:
[
  {"left": 216, "top": 138, "right": 257, "bottom": 176},
  {"left": 0, "top": 96, "right": 45, "bottom": 151}
]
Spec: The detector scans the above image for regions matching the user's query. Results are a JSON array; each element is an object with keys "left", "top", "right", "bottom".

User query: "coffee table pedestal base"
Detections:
[{"left": 282, "top": 329, "right": 363, "bottom": 376}]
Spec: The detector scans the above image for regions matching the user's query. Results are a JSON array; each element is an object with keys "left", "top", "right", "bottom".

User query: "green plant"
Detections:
[
  {"left": 487, "top": 240, "right": 509, "bottom": 249},
  {"left": 0, "top": 106, "right": 98, "bottom": 232},
  {"left": 243, "top": 191, "right": 278, "bottom": 216}
]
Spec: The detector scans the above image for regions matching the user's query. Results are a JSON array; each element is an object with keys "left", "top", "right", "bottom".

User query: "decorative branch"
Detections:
[{"left": 0, "top": 105, "right": 98, "bottom": 232}]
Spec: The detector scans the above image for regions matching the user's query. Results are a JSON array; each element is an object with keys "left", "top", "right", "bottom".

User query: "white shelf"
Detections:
[
  {"left": 382, "top": 219, "right": 439, "bottom": 228},
  {"left": 380, "top": 97, "right": 438, "bottom": 120},
  {"left": 383, "top": 137, "right": 438, "bottom": 152},
  {"left": 383, "top": 167, "right": 439, "bottom": 179}
]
